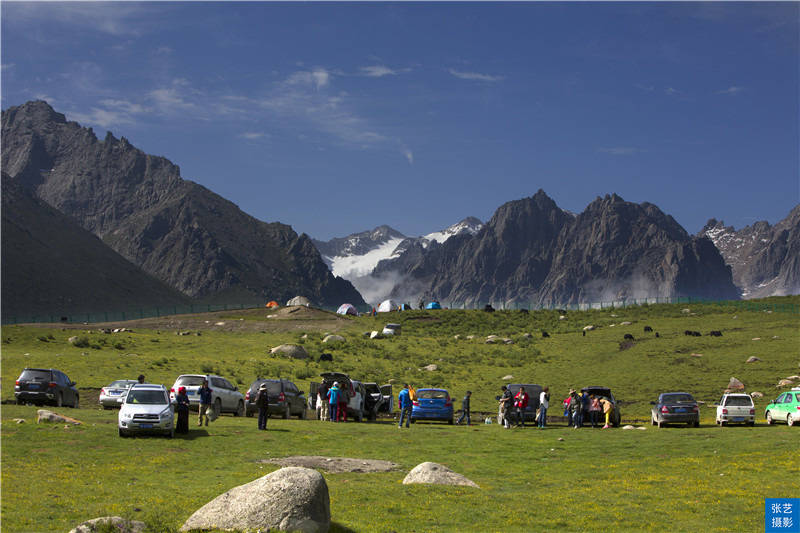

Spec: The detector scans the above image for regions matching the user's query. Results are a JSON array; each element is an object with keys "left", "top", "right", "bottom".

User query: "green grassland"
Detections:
[{"left": 2, "top": 298, "right": 799, "bottom": 532}]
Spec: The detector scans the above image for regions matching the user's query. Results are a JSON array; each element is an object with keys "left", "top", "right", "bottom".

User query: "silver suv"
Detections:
[
  {"left": 118, "top": 384, "right": 174, "bottom": 438},
  {"left": 169, "top": 374, "right": 245, "bottom": 417}
]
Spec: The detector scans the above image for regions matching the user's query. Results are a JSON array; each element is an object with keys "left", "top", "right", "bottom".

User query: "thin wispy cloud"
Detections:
[
  {"left": 715, "top": 86, "right": 744, "bottom": 96},
  {"left": 287, "top": 68, "right": 330, "bottom": 90},
  {"left": 1, "top": 63, "right": 15, "bottom": 71},
  {"left": 361, "top": 65, "right": 398, "bottom": 77},
  {"left": 3, "top": 2, "right": 157, "bottom": 37},
  {"left": 664, "top": 87, "right": 681, "bottom": 96},
  {"left": 597, "top": 147, "right": 644, "bottom": 156},
  {"left": 239, "top": 132, "right": 266, "bottom": 140},
  {"left": 448, "top": 68, "right": 504, "bottom": 82}
]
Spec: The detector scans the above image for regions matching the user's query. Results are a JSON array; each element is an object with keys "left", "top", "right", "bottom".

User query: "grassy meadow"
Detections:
[{"left": 1, "top": 297, "right": 799, "bottom": 532}]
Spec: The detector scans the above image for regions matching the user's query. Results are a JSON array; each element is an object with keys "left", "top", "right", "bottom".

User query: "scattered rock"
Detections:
[
  {"left": 270, "top": 344, "right": 309, "bottom": 359},
  {"left": 369, "top": 331, "right": 383, "bottom": 339},
  {"left": 322, "top": 335, "right": 345, "bottom": 344},
  {"left": 503, "top": 338, "right": 514, "bottom": 344},
  {"left": 557, "top": 437, "right": 564, "bottom": 441},
  {"left": 13, "top": 418, "right": 25, "bottom": 424},
  {"left": 259, "top": 456, "right": 399, "bottom": 473},
  {"left": 620, "top": 321, "right": 632, "bottom": 326},
  {"left": 466, "top": 335, "right": 475, "bottom": 340},
  {"left": 402, "top": 462, "right": 479, "bottom": 488},
  {"left": 636, "top": 426, "right": 647, "bottom": 430},
  {"left": 180, "top": 467, "right": 330, "bottom": 533},
  {"left": 559, "top": 315, "right": 567, "bottom": 320},
  {"left": 690, "top": 353, "right": 703, "bottom": 357},
  {"left": 215, "top": 321, "right": 226, "bottom": 326},
  {"left": 750, "top": 392, "right": 764, "bottom": 399},
  {"left": 682, "top": 308, "right": 691, "bottom": 314},
  {"left": 745, "top": 356, "right": 761, "bottom": 363},
  {"left": 583, "top": 325, "right": 595, "bottom": 331},
  {"left": 486, "top": 335, "right": 499, "bottom": 340},
  {"left": 502, "top": 375, "right": 514, "bottom": 381},
  {"left": 786, "top": 375, "right": 800, "bottom": 381},
  {"left": 37, "top": 409, "right": 82, "bottom": 425},
  {"left": 727, "top": 377, "right": 745, "bottom": 391},
  {"left": 622, "top": 425, "right": 636, "bottom": 430},
  {"left": 453, "top": 335, "right": 461, "bottom": 340},
  {"left": 69, "top": 516, "right": 146, "bottom": 533},
  {"left": 522, "top": 333, "right": 532, "bottom": 339},
  {"left": 777, "top": 379, "right": 794, "bottom": 387},
  {"left": 422, "top": 364, "right": 438, "bottom": 372},
  {"left": 752, "top": 338, "right": 761, "bottom": 341}
]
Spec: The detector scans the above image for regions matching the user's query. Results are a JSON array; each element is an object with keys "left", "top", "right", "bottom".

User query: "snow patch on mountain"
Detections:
[
  {"left": 423, "top": 217, "right": 483, "bottom": 246},
  {"left": 327, "top": 237, "right": 406, "bottom": 279}
]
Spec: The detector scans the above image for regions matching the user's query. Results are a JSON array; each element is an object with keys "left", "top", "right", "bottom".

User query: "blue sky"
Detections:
[{"left": 2, "top": 2, "right": 797, "bottom": 240}]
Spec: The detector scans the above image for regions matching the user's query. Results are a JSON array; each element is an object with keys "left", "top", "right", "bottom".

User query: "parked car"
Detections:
[
  {"left": 507, "top": 383, "right": 542, "bottom": 423},
  {"left": 169, "top": 374, "right": 244, "bottom": 417},
  {"left": 411, "top": 388, "right": 454, "bottom": 424},
  {"left": 581, "top": 386, "right": 621, "bottom": 427},
  {"left": 245, "top": 378, "right": 306, "bottom": 419},
  {"left": 650, "top": 392, "right": 700, "bottom": 428},
  {"left": 320, "top": 372, "right": 365, "bottom": 422},
  {"left": 765, "top": 387, "right": 800, "bottom": 426},
  {"left": 99, "top": 379, "right": 139, "bottom": 409},
  {"left": 715, "top": 393, "right": 755, "bottom": 426},
  {"left": 14, "top": 367, "right": 79, "bottom": 408},
  {"left": 118, "top": 384, "right": 174, "bottom": 438},
  {"left": 363, "top": 382, "right": 393, "bottom": 419},
  {"left": 382, "top": 323, "right": 401, "bottom": 336}
]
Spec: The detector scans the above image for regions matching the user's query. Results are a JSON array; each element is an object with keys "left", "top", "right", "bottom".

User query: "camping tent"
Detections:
[
  {"left": 400, "top": 303, "right": 413, "bottom": 311},
  {"left": 377, "top": 299, "right": 398, "bottom": 313},
  {"left": 425, "top": 301, "right": 442, "bottom": 310},
  {"left": 286, "top": 296, "right": 311, "bottom": 307},
  {"left": 336, "top": 303, "right": 358, "bottom": 316},
  {"left": 266, "top": 301, "right": 279, "bottom": 308}
]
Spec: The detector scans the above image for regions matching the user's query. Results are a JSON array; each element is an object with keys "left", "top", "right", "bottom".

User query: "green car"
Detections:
[{"left": 764, "top": 387, "right": 800, "bottom": 426}]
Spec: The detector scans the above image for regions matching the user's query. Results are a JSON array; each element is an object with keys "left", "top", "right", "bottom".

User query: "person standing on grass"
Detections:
[
  {"left": 569, "top": 389, "right": 582, "bottom": 428},
  {"left": 255, "top": 382, "right": 270, "bottom": 430},
  {"left": 599, "top": 397, "right": 614, "bottom": 429},
  {"left": 175, "top": 386, "right": 190, "bottom": 434},
  {"left": 589, "top": 395, "right": 601, "bottom": 428},
  {"left": 327, "top": 382, "right": 340, "bottom": 423},
  {"left": 197, "top": 379, "right": 213, "bottom": 427},
  {"left": 398, "top": 383, "right": 413, "bottom": 428},
  {"left": 317, "top": 380, "right": 329, "bottom": 422},
  {"left": 537, "top": 386, "right": 550, "bottom": 428},
  {"left": 456, "top": 391, "right": 472, "bottom": 425},
  {"left": 499, "top": 385, "right": 513, "bottom": 428},
  {"left": 513, "top": 387, "right": 529, "bottom": 427},
  {"left": 338, "top": 382, "right": 349, "bottom": 422}
]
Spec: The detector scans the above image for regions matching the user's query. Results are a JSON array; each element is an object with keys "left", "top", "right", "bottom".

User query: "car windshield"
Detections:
[
  {"left": 126, "top": 390, "right": 168, "bottom": 405},
  {"left": 19, "top": 369, "right": 51, "bottom": 381},
  {"left": 417, "top": 390, "right": 448, "bottom": 400},
  {"left": 109, "top": 380, "right": 135, "bottom": 388},
  {"left": 725, "top": 396, "right": 753, "bottom": 406},
  {"left": 365, "top": 384, "right": 380, "bottom": 394},
  {"left": 662, "top": 394, "right": 694, "bottom": 403},
  {"left": 175, "top": 376, "right": 206, "bottom": 387}
]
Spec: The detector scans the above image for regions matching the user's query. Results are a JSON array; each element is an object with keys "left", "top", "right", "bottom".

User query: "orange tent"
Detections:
[{"left": 266, "top": 301, "right": 279, "bottom": 308}]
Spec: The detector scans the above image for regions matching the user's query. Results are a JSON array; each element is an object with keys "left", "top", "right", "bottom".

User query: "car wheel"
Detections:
[
  {"left": 166, "top": 427, "right": 174, "bottom": 439},
  {"left": 766, "top": 411, "right": 773, "bottom": 425},
  {"left": 246, "top": 409, "right": 253, "bottom": 418},
  {"left": 56, "top": 393, "right": 63, "bottom": 407},
  {"left": 788, "top": 413, "right": 795, "bottom": 427},
  {"left": 119, "top": 428, "right": 127, "bottom": 438},
  {"left": 448, "top": 418, "right": 454, "bottom": 425},
  {"left": 299, "top": 408, "right": 307, "bottom": 420},
  {"left": 694, "top": 420, "right": 700, "bottom": 428},
  {"left": 657, "top": 419, "right": 664, "bottom": 428},
  {"left": 72, "top": 395, "right": 79, "bottom": 409},
  {"left": 234, "top": 400, "right": 244, "bottom": 417},
  {"left": 720, "top": 420, "right": 727, "bottom": 427},
  {"left": 748, "top": 420, "right": 755, "bottom": 427},
  {"left": 215, "top": 398, "right": 222, "bottom": 417},
  {"left": 356, "top": 410, "right": 363, "bottom": 423},
  {"left": 283, "top": 405, "right": 290, "bottom": 419}
]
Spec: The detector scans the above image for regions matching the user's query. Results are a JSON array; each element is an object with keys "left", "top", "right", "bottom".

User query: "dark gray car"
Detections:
[
  {"left": 651, "top": 392, "right": 700, "bottom": 428},
  {"left": 245, "top": 379, "right": 306, "bottom": 419},
  {"left": 15, "top": 368, "right": 79, "bottom": 408}
]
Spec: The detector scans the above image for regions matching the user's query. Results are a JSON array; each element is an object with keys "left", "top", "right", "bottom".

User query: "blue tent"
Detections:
[
  {"left": 400, "top": 303, "right": 413, "bottom": 310},
  {"left": 425, "top": 301, "right": 442, "bottom": 310}
]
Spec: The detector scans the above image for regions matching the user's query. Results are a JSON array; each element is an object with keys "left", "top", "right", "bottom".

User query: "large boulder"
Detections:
[
  {"left": 36, "top": 409, "right": 81, "bottom": 425},
  {"left": 180, "top": 467, "right": 330, "bottom": 533},
  {"left": 271, "top": 344, "right": 309, "bottom": 359},
  {"left": 726, "top": 377, "right": 745, "bottom": 391},
  {"left": 69, "top": 517, "right": 145, "bottom": 533},
  {"left": 402, "top": 462, "right": 479, "bottom": 488},
  {"left": 322, "top": 335, "right": 345, "bottom": 344},
  {"left": 745, "top": 356, "right": 761, "bottom": 363},
  {"left": 286, "top": 296, "right": 312, "bottom": 307}
]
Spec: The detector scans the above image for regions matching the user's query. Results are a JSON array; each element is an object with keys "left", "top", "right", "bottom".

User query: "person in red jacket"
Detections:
[{"left": 513, "top": 387, "right": 529, "bottom": 427}]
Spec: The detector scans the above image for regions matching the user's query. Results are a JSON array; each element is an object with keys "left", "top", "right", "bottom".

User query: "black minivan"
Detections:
[
  {"left": 245, "top": 379, "right": 306, "bottom": 419},
  {"left": 15, "top": 368, "right": 79, "bottom": 407}
]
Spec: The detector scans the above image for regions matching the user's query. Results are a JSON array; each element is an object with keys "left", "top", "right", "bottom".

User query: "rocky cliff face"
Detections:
[
  {"left": 1, "top": 174, "right": 191, "bottom": 317},
  {"left": 701, "top": 206, "right": 800, "bottom": 298},
  {"left": 386, "top": 191, "right": 739, "bottom": 306},
  {"left": 1, "top": 100, "right": 364, "bottom": 308}
]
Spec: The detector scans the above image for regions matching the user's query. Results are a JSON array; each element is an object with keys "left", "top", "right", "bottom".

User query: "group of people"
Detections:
[
  {"left": 171, "top": 377, "right": 215, "bottom": 433},
  {"left": 497, "top": 385, "right": 550, "bottom": 429},
  {"left": 316, "top": 380, "right": 353, "bottom": 422},
  {"left": 564, "top": 388, "right": 614, "bottom": 429}
]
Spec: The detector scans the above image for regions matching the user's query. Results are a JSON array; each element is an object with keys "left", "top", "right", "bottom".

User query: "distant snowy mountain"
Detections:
[{"left": 312, "top": 218, "right": 483, "bottom": 303}]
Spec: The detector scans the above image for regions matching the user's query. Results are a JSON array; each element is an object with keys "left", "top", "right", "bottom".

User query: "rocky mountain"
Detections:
[
  {"left": 1, "top": 174, "right": 191, "bottom": 318},
  {"left": 377, "top": 191, "right": 740, "bottom": 307},
  {"left": 1, "top": 100, "right": 364, "bottom": 310},
  {"left": 700, "top": 206, "right": 800, "bottom": 298}
]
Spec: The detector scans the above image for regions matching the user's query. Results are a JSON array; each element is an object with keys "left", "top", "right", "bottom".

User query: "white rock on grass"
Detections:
[
  {"left": 181, "top": 467, "right": 330, "bottom": 533},
  {"left": 422, "top": 364, "right": 438, "bottom": 372},
  {"left": 745, "top": 356, "right": 761, "bottom": 363},
  {"left": 750, "top": 392, "right": 764, "bottom": 399},
  {"left": 402, "top": 462, "right": 479, "bottom": 488},
  {"left": 502, "top": 375, "right": 514, "bottom": 381},
  {"left": 777, "top": 379, "right": 794, "bottom": 387},
  {"left": 270, "top": 344, "right": 309, "bottom": 359},
  {"left": 369, "top": 331, "right": 383, "bottom": 339},
  {"left": 69, "top": 517, "right": 146, "bottom": 533},
  {"left": 37, "top": 409, "right": 81, "bottom": 425},
  {"left": 583, "top": 325, "right": 595, "bottom": 331},
  {"left": 322, "top": 335, "right": 345, "bottom": 344}
]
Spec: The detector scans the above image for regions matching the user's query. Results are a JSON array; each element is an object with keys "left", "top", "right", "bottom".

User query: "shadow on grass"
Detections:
[{"left": 330, "top": 522, "right": 358, "bottom": 533}]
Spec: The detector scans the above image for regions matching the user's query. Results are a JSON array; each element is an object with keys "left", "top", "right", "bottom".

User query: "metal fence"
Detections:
[{"left": 3, "top": 296, "right": 797, "bottom": 325}]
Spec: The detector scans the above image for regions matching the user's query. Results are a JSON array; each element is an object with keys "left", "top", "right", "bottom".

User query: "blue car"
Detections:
[{"left": 411, "top": 388, "right": 454, "bottom": 424}]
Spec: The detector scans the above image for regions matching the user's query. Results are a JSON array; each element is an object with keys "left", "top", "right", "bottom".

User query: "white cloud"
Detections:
[
  {"left": 402, "top": 147, "right": 414, "bottom": 165},
  {"left": 597, "top": 147, "right": 643, "bottom": 156},
  {"left": 239, "top": 132, "right": 266, "bottom": 140},
  {"left": 448, "top": 68, "right": 504, "bottom": 82},
  {"left": 1, "top": 63, "right": 15, "bottom": 71},
  {"left": 68, "top": 107, "right": 135, "bottom": 129},
  {"left": 361, "top": 65, "right": 397, "bottom": 77},
  {"left": 4, "top": 3, "right": 157, "bottom": 37},
  {"left": 635, "top": 83, "right": 655, "bottom": 92},
  {"left": 664, "top": 87, "right": 681, "bottom": 95},
  {"left": 99, "top": 99, "right": 149, "bottom": 115},
  {"left": 287, "top": 68, "right": 330, "bottom": 90},
  {"left": 715, "top": 86, "right": 745, "bottom": 96}
]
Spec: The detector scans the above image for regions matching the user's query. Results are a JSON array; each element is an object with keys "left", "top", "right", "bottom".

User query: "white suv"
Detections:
[
  {"left": 118, "top": 384, "right": 174, "bottom": 438},
  {"left": 169, "top": 374, "right": 245, "bottom": 417},
  {"left": 715, "top": 393, "right": 755, "bottom": 426}
]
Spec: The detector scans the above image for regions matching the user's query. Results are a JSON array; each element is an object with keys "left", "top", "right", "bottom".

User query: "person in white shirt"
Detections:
[{"left": 538, "top": 386, "right": 550, "bottom": 428}]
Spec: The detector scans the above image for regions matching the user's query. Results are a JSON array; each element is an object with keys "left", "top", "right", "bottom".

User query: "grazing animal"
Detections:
[
  {"left": 693, "top": 331, "right": 702, "bottom": 337},
  {"left": 484, "top": 304, "right": 495, "bottom": 313},
  {"left": 643, "top": 326, "right": 653, "bottom": 333},
  {"left": 318, "top": 353, "right": 333, "bottom": 362},
  {"left": 708, "top": 330, "right": 723, "bottom": 337},
  {"left": 655, "top": 332, "right": 660, "bottom": 338},
  {"left": 624, "top": 333, "right": 635, "bottom": 341},
  {"left": 519, "top": 308, "right": 529, "bottom": 314},
  {"left": 582, "top": 330, "right": 586, "bottom": 337},
  {"left": 684, "top": 330, "right": 692, "bottom": 336},
  {"left": 542, "top": 331, "right": 550, "bottom": 338},
  {"left": 556, "top": 309, "right": 567, "bottom": 315}
]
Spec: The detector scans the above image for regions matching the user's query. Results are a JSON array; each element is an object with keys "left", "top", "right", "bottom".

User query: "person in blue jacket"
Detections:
[
  {"left": 398, "top": 383, "right": 413, "bottom": 428},
  {"left": 198, "top": 379, "right": 213, "bottom": 427},
  {"left": 327, "top": 382, "right": 340, "bottom": 423}
]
